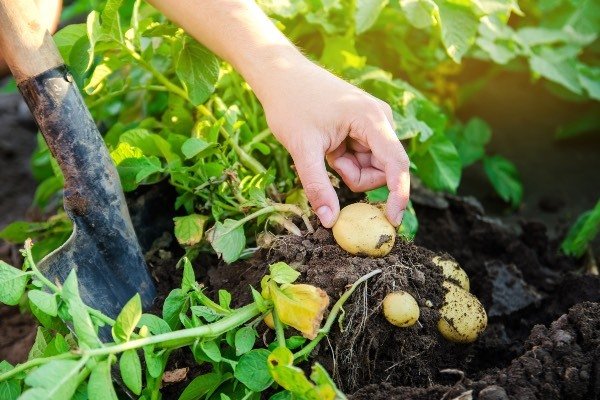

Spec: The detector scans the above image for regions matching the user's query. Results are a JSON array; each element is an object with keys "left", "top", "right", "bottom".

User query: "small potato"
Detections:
[
  {"left": 432, "top": 256, "right": 470, "bottom": 291},
  {"left": 438, "top": 281, "right": 487, "bottom": 343},
  {"left": 332, "top": 203, "right": 396, "bottom": 257},
  {"left": 383, "top": 291, "right": 420, "bottom": 327}
]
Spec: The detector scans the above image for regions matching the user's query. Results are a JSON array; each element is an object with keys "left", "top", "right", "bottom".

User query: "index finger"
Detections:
[{"left": 367, "top": 119, "right": 410, "bottom": 226}]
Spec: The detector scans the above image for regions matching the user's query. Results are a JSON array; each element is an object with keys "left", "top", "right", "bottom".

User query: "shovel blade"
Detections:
[{"left": 19, "top": 66, "right": 156, "bottom": 324}]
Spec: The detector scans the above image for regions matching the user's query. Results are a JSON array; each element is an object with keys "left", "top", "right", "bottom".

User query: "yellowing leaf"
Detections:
[
  {"left": 267, "top": 282, "right": 329, "bottom": 339},
  {"left": 174, "top": 214, "right": 209, "bottom": 246}
]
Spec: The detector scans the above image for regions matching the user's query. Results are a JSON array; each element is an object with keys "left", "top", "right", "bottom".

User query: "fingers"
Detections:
[
  {"left": 329, "top": 153, "right": 386, "bottom": 192},
  {"left": 365, "top": 119, "right": 410, "bottom": 227},
  {"left": 292, "top": 145, "right": 340, "bottom": 228}
]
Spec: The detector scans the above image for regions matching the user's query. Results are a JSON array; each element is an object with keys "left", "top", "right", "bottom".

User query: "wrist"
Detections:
[{"left": 237, "top": 45, "right": 312, "bottom": 106}]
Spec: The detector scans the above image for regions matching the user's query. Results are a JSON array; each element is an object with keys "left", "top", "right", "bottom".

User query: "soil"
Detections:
[{"left": 207, "top": 192, "right": 599, "bottom": 398}]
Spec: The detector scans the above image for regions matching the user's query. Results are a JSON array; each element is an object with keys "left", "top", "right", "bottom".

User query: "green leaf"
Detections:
[
  {"left": 28, "top": 327, "right": 49, "bottom": 360},
  {"left": 529, "top": 55, "right": 582, "bottom": 95},
  {"left": 269, "top": 262, "right": 301, "bottom": 285},
  {"left": 448, "top": 118, "right": 491, "bottom": 167},
  {"left": 120, "top": 350, "right": 142, "bottom": 395},
  {"left": 178, "top": 372, "right": 224, "bottom": 400},
  {"left": 411, "top": 135, "right": 462, "bottom": 192},
  {"left": 43, "top": 334, "right": 70, "bottom": 357},
  {"left": 163, "top": 288, "right": 187, "bottom": 329},
  {"left": 400, "top": 0, "right": 438, "bottom": 29},
  {"left": 25, "top": 360, "right": 82, "bottom": 400},
  {"left": 251, "top": 286, "right": 267, "bottom": 313},
  {"left": 561, "top": 200, "right": 600, "bottom": 258},
  {"left": 577, "top": 64, "right": 600, "bottom": 101},
  {"left": 143, "top": 347, "right": 165, "bottom": 378},
  {"left": 218, "top": 290, "right": 232, "bottom": 309},
  {"left": 191, "top": 306, "right": 221, "bottom": 322},
  {"left": 0, "top": 261, "right": 28, "bottom": 306},
  {"left": 201, "top": 340, "right": 222, "bottom": 362},
  {"left": 112, "top": 293, "right": 142, "bottom": 343},
  {"left": 207, "top": 219, "right": 246, "bottom": 264},
  {"left": 399, "top": 201, "right": 419, "bottom": 241},
  {"left": 482, "top": 155, "right": 523, "bottom": 207},
  {"left": 175, "top": 37, "right": 220, "bottom": 105},
  {"left": 235, "top": 349, "right": 273, "bottom": 392},
  {"left": 28, "top": 290, "right": 58, "bottom": 317},
  {"left": 116, "top": 156, "right": 163, "bottom": 191},
  {"left": 101, "top": 0, "right": 124, "bottom": 39},
  {"left": 266, "top": 347, "right": 313, "bottom": 394},
  {"left": 355, "top": 0, "right": 388, "bottom": 34},
  {"left": 366, "top": 186, "right": 389, "bottom": 202},
  {"left": 138, "top": 314, "right": 172, "bottom": 335},
  {"left": 0, "top": 374, "right": 20, "bottom": 400},
  {"left": 234, "top": 326, "right": 256, "bottom": 356},
  {"left": 181, "top": 138, "right": 212, "bottom": 159},
  {"left": 436, "top": 0, "right": 479, "bottom": 63},
  {"left": 174, "top": 215, "right": 209, "bottom": 247},
  {"left": 61, "top": 270, "right": 101, "bottom": 349},
  {"left": 53, "top": 24, "right": 87, "bottom": 60},
  {"left": 84, "top": 63, "right": 112, "bottom": 95},
  {"left": 181, "top": 257, "right": 196, "bottom": 292},
  {"left": 88, "top": 359, "right": 118, "bottom": 400}
]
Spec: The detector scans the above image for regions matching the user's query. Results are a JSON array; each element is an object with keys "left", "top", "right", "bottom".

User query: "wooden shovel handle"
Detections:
[{"left": 0, "top": 0, "right": 63, "bottom": 83}]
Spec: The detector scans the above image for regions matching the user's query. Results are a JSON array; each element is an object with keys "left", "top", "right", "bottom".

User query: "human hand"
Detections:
[{"left": 253, "top": 56, "right": 410, "bottom": 228}]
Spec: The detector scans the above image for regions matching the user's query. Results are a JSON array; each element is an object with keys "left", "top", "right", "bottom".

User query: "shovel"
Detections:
[{"left": 0, "top": 0, "right": 156, "bottom": 328}]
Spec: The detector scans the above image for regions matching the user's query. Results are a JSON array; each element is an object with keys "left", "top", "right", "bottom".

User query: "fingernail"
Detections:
[
  {"left": 316, "top": 206, "right": 334, "bottom": 228},
  {"left": 391, "top": 209, "right": 404, "bottom": 227}
]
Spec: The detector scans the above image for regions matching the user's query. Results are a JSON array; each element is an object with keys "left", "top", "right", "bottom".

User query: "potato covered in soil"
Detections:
[
  {"left": 332, "top": 203, "right": 396, "bottom": 257},
  {"left": 383, "top": 291, "right": 420, "bottom": 327},
  {"left": 438, "top": 281, "right": 487, "bottom": 343},
  {"left": 432, "top": 256, "right": 470, "bottom": 291}
]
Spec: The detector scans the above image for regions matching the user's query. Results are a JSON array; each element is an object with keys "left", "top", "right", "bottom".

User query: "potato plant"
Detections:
[
  {"left": 0, "top": 240, "right": 380, "bottom": 399},
  {"left": 5, "top": 0, "right": 590, "bottom": 260}
]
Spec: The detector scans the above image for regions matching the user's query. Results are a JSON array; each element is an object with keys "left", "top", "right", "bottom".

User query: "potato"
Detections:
[
  {"left": 437, "top": 281, "right": 487, "bottom": 343},
  {"left": 432, "top": 256, "right": 470, "bottom": 291},
  {"left": 332, "top": 203, "right": 396, "bottom": 257},
  {"left": 382, "top": 291, "right": 420, "bottom": 327}
]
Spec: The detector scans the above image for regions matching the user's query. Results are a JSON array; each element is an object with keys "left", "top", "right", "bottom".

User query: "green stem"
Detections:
[
  {"left": 0, "top": 352, "right": 78, "bottom": 382},
  {"left": 241, "top": 128, "right": 271, "bottom": 152},
  {"left": 25, "top": 239, "right": 59, "bottom": 293},
  {"left": 293, "top": 269, "right": 382, "bottom": 360},
  {"left": 197, "top": 105, "right": 267, "bottom": 175},
  {"left": 273, "top": 309, "right": 286, "bottom": 348},
  {"left": 82, "top": 304, "right": 259, "bottom": 357},
  {"left": 121, "top": 44, "right": 189, "bottom": 101}
]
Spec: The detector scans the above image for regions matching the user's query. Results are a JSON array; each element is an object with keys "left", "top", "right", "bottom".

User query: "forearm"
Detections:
[{"left": 146, "top": 0, "right": 305, "bottom": 102}]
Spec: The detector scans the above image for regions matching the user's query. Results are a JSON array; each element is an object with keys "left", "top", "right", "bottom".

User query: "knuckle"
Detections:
[{"left": 303, "top": 181, "right": 328, "bottom": 204}]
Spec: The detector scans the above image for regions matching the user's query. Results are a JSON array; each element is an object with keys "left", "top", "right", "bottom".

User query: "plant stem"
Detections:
[
  {"left": 82, "top": 304, "right": 260, "bottom": 357},
  {"left": 273, "top": 309, "right": 286, "bottom": 348},
  {"left": 121, "top": 44, "right": 189, "bottom": 101},
  {"left": 197, "top": 105, "right": 268, "bottom": 175},
  {"left": 242, "top": 128, "right": 271, "bottom": 152},
  {"left": 293, "top": 269, "right": 382, "bottom": 360},
  {"left": 0, "top": 352, "right": 78, "bottom": 382}
]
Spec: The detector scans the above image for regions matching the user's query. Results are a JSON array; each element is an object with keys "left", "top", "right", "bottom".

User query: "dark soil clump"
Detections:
[{"left": 210, "top": 226, "right": 481, "bottom": 392}]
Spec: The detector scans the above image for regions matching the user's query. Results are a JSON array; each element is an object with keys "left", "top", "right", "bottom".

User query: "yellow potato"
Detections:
[
  {"left": 438, "top": 281, "right": 487, "bottom": 343},
  {"left": 332, "top": 203, "right": 396, "bottom": 257},
  {"left": 432, "top": 256, "right": 470, "bottom": 291},
  {"left": 383, "top": 291, "right": 420, "bottom": 327}
]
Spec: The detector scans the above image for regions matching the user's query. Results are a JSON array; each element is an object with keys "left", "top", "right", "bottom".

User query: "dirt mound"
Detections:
[
  {"left": 211, "top": 227, "right": 484, "bottom": 392},
  {"left": 209, "top": 193, "right": 600, "bottom": 397},
  {"left": 352, "top": 302, "right": 600, "bottom": 400}
]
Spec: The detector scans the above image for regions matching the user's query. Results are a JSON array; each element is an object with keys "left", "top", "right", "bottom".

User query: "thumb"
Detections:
[{"left": 292, "top": 150, "right": 340, "bottom": 228}]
